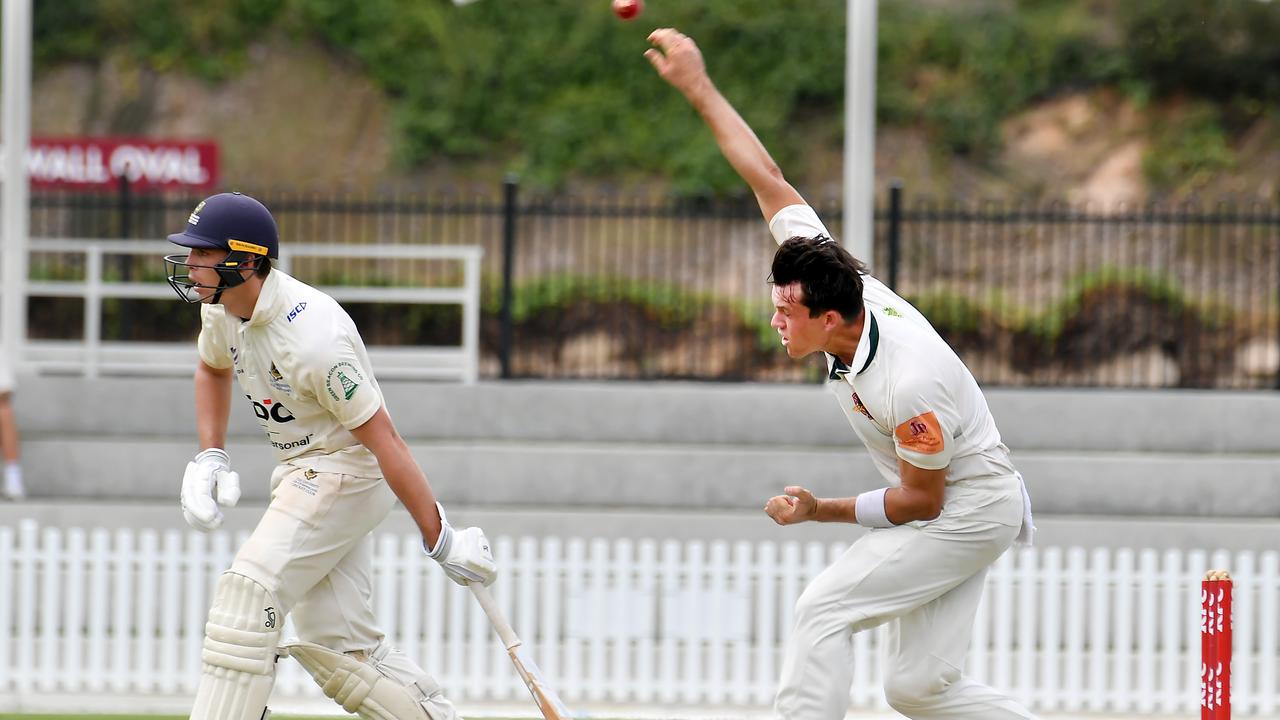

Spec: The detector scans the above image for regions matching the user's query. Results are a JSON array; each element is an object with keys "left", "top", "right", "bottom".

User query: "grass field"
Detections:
[
  {"left": 0, "top": 712, "right": 533, "bottom": 719},
  {"left": 0, "top": 712, "right": 540, "bottom": 717},
  {"left": 0, "top": 712, "right": 350, "bottom": 717}
]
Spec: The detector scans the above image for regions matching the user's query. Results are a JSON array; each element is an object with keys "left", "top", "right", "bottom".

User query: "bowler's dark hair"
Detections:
[{"left": 768, "top": 235, "right": 867, "bottom": 320}]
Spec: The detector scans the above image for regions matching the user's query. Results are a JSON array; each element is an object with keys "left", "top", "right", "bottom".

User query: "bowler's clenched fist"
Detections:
[{"left": 765, "top": 485, "right": 818, "bottom": 526}]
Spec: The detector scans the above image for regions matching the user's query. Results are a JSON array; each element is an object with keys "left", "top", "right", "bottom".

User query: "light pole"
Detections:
[
  {"left": 843, "top": 0, "right": 877, "bottom": 265},
  {"left": 1, "top": 0, "right": 31, "bottom": 377}
]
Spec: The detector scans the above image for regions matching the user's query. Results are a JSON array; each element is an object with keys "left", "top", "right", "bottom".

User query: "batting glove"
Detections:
[
  {"left": 180, "top": 448, "right": 241, "bottom": 532},
  {"left": 424, "top": 502, "right": 497, "bottom": 586}
]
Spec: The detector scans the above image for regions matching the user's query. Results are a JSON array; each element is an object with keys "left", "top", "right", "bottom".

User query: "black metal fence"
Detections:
[{"left": 23, "top": 180, "right": 1280, "bottom": 388}]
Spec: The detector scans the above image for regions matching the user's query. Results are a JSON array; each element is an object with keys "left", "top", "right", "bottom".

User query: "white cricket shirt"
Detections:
[
  {"left": 198, "top": 270, "right": 384, "bottom": 478},
  {"left": 768, "top": 204, "right": 1018, "bottom": 492}
]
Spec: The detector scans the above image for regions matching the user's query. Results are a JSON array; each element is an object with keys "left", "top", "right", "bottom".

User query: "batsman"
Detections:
[
  {"left": 646, "top": 28, "right": 1039, "bottom": 720},
  {"left": 164, "top": 192, "right": 497, "bottom": 719}
]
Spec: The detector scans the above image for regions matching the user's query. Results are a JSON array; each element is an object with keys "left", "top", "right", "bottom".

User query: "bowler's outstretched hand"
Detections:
[
  {"left": 765, "top": 485, "right": 818, "bottom": 526},
  {"left": 645, "top": 28, "right": 712, "bottom": 98}
]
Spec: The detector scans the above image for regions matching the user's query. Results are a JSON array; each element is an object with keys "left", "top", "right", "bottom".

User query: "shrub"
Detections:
[
  {"left": 1118, "top": 0, "right": 1280, "bottom": 105},
  {"left": 1143, "top": 104, "right": 1237, "bottom": 192}
]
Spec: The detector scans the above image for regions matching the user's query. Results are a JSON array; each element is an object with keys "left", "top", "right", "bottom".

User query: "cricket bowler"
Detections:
[{"left": 646, "top": 29, "right": 1038, "bottom": 720}]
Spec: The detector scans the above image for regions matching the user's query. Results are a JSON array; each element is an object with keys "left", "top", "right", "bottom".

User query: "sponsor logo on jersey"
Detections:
[
  {"left": 894, "top": 411, "right": 944, "bottom": 454},
  {"left": 326, "top": 361, "right": 365, "bottom": 402},
  {"left": 247, "top": 395, "right": 295, "bottom": 423},
  {"left": 285, "top": 302, "right": 307, "bottom": 322},
  {"left": 882, "top": 306, "right": 903, "bottom": 318},
  {"left": 270, "top": 433, "right": 313, "bottom": 451}
]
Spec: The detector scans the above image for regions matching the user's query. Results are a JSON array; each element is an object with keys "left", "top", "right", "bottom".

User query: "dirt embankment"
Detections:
[
  {"left": 32, "top": 38, "right": 1280, "bottom": 201},
  {"left": 33, "top": 38, "right": 395, "bottom": 191}
]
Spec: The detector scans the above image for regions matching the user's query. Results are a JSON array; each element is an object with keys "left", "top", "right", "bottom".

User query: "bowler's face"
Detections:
[{"left": 770, "top": 283, "right": 822, "bottom": 359}]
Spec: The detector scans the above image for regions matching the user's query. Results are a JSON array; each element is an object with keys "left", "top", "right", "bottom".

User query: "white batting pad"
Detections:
[
  {"left": 283, "top": 640, "right": 456, "bottom": 720},
  {"left": 191, "top": 572, "right": 282, "bottom": 720}
]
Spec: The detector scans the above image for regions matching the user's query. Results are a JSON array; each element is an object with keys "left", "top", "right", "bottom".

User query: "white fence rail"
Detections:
[
  {"left": 23, "top": 239, "right": 483, "bottom": 382},
  {"left": 1, "top": 520, "right": 1277, "bottom": 716}
]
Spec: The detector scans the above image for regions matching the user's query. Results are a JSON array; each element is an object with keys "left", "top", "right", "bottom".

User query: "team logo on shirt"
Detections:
[
  {"left": 851, "top": 391, "right": 875, "bottom": 422},
  {"left": 326, "top": 361, "right": 366, "bottom": 402},
  {"left": 267, "top": 362, "right": 293, "bottom": 395},
  {"left": 894, "top": 411, "right": 944, "bottom": 454},
  {"left": 290, "top": 473, "right": 319, "bottom": 496}
]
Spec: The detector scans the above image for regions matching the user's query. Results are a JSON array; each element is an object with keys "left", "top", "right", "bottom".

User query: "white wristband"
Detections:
[
  {"left": 194, "top": 447, "right": 230, "bottom": 468},
  {"left": 423, "top": 501, "right": 454, "bottom": 559},
  {"left": 855, "top": 488, "right": 894, "bottom": 528}
]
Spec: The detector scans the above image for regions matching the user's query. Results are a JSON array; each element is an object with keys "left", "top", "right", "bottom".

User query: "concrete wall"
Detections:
[{"left": 5, "top": 375, "right": 1279, "bottom": 549}]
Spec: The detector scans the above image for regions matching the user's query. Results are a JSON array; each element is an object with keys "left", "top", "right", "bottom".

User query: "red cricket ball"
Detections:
[{"left": 611, "top": 0, "right": 643, "bottom": 21}]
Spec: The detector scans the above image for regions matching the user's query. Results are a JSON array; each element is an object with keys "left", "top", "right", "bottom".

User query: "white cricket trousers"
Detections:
[
  {"left": 230, "top": 463, "right": 399, "bottom": 651},
  {"left": 775, "top": 478, "right": 1038, "bottom": 720}
]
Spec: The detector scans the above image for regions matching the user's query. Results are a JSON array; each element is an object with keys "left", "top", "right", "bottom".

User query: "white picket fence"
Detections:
[{"left": 1, "top": 519, "right": 1278, "bottom": 716}]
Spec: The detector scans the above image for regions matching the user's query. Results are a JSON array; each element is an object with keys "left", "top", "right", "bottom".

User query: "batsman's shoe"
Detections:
[{"left": 1, "top": 466, "right": 24, "bottom": 501}]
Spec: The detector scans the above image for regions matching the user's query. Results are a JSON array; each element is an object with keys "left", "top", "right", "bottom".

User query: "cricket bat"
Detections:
[{"left": 469, "top": 583, "right": 574, "bottom": 720}]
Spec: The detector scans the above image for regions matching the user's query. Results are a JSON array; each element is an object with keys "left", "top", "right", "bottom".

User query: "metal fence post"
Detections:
[
  {"left": 117, "top": 174, "right": 132, "bottom": 238},
  {"left": 117, "top": 175, "right": 133, "bottom": 340},
  {"left": 887, "top": 181, "right": 903, "bottom": 292},
  {"left": 499, "top": 174, "right": 518, "bottom": 379}
]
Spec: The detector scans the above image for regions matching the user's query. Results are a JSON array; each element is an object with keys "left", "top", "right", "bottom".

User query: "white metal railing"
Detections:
[
  {"left": 1, "top": 520, "right": 1277, "bottom": 716},
  {"left": 22, "top": 239, "right": 483, "bottom": 382}
]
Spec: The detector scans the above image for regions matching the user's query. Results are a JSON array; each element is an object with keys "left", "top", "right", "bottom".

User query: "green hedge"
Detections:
[
  {"left": 34, "top": 1, "right": 1279, "bottom": 190},
  {"left": 20, "top": 266, "right": 1250, "bottom": 386},
  {"left": 481, "top": 267, "right": 1242, "bottom": 362}
]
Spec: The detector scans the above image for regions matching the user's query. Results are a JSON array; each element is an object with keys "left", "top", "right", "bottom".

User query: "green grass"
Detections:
[
  {"left": 0, "top": 716, "right": 545, "bottom": 720},
  {"left": 0, "top": 716, "right": 345, "bottom": 720}
]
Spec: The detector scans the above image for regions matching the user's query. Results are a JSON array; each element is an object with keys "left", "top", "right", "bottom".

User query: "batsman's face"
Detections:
[
  {"left": 184, "top": 247, "right": 225, "bottom": 302},
  {"left": 771, "top": 283, "right": 824, "bottom": 359}
]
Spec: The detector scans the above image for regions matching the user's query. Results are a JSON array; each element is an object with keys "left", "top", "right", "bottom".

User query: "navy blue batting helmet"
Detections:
[{"left": 167, "top": 192, "right": 279, "bottom": 259}]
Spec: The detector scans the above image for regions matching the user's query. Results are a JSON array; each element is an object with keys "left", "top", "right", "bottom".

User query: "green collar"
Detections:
[
  {"left": 858, "top": 311, "right": 879, "bottom": 374},
  {"left": 827, "top": 311, "right": 879, "bottom": 380}
]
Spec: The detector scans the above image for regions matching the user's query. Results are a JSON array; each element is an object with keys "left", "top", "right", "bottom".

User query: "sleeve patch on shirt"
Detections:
[
  {"left": 326, "top": 361, "right": 366, "bottom": 402},
  {"left": 895, "top": 411, "right": 944, "bottom": 455}
]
